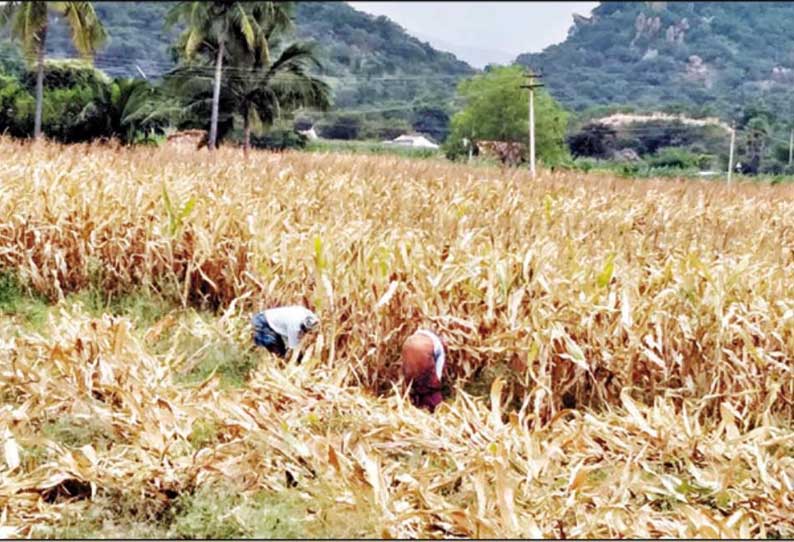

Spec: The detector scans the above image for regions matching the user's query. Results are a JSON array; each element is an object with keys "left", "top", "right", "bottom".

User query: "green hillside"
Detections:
[
  {"left": 31, "top": 1, "right": 474, "bottom": 137},
  {"left": 516, "top": 1, "right": 794, "bottom": 122}
]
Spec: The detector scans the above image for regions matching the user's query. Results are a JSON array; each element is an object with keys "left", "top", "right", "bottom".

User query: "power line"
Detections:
[{"left": 0, "top": 48, "right": 474, "bottom": 83}]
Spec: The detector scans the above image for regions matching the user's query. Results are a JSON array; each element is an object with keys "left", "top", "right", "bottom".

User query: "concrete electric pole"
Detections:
[
  {"left": 727, "top": 121, "right": 736, "bottom": 184},
  {"left": 520, "top": 72, "right": 544, "bottom": 179}
]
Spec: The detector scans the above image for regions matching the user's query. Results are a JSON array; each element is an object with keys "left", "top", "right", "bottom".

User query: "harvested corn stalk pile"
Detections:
[
  {"left": 1, "top": 307, "right": 793, "bottom": 538},
  {"left": 1, "top": 138, "right": 794, "bottom": 537}
]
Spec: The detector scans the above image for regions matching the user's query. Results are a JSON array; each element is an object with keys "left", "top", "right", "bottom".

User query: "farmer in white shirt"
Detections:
[
  {"left": 251, "top": 305, "right": 319, "bottom": 358},
  {"left": 401, "top": 328, "right": 446, "bottom": 412}
]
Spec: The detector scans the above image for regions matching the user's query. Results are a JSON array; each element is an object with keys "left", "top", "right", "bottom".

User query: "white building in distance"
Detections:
[{"left": 383, "top": 133, "right": 439, "bottom": 149}]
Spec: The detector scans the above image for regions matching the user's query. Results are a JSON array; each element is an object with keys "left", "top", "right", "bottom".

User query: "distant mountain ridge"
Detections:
[
  {"left": 515, "top": 1, "right": 794, "bottom": 121},
  {"left": 411, "top": 31, "right": 515, "bottom": 69}
]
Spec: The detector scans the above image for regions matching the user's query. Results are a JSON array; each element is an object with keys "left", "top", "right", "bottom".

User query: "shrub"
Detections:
[
  {"left": 0, "top": 74, "right": 34, "bottom": 137},
  {"left": 318, "top": 115, "right": 360, "bottom": 140},
  {"left": 647, "top": 147, "right": 701, "bottom": 169},
  {"left": 21, "top": 59, "right": 110, "bottom": 92},
  {"left": 250, "top": 130, "right": 308, "bottom": 151}
]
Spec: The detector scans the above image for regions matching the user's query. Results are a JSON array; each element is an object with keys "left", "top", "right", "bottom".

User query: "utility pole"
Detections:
[
  {"left": 520, "top": 72, "right": 544, "bottom": 179},
  {"left": 727, "top": 121, "right": 736, "bottom": 184},
  {"left": 788, "top": 128, "right": 793, "bottom": 167}
]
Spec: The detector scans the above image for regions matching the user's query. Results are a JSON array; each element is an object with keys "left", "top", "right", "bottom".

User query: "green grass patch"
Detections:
[
  {"left": 187, "top": 418, "right": 221, "bottom": 450},
  {"left": 170, "top": 482, "right": 381, "bottom": 538},
  {"left": 29, "top": 489, "right": 172, "bottom": 539},
  {"left": 173, "top": 328, "right": 259, "bottom": 389},
  {"left": 28, "top": 464, "right": 381, "bottom": 538},
  {"left": 41, "top": 415, "right": 116, "bottom": 450},
  {"left": 169, "top": 486, "right": 310, "bottom": 539},
  {"left": 19, "top": 443, "right": 51, "bottom": 472},
  {"left": 0, "top": 271, "right": 176, "bottom": 335},
  {"left": 0, "top": 271, "right": 50, "bottom": 329},
  {"left": 306, "top": 138, "right": 441, "bottom": 160},
  {"left": 65, "top": 286, "right": 173, "bottom": 329}
]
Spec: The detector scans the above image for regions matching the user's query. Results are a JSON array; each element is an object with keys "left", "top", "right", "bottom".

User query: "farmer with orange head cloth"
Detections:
[{"left": 401, "top": 328, "right": 446, "bottom": 412}]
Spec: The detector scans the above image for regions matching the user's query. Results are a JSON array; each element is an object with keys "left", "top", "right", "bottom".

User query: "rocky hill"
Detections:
[{"left": 516, "top": 2, "right": 794, "bottom": 122}]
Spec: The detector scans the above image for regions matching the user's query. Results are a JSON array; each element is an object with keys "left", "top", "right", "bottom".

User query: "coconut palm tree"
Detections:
[
  {"left": 166, "top": 1, "right": 293, "bottom": 151},
  {"left": 0, "top": 1, "right": 106, "bottom": 139},
  {"left": 167, "top": 34, "right": 331, "bottom": 154},
  {"left": 233, "top": 41, "right": 331, "bottom": 154}
]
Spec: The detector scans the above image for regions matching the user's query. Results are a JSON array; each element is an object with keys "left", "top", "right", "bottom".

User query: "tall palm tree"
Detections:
[
  {"left": 166, "top": 1, "right": 293, "bottom": 151},
  {"left": 0, "top": 1, "right": 106, "bottom": 139}
]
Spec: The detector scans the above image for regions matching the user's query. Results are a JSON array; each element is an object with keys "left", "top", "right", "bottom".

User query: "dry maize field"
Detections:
[{"left": 1, "top": 137, "right": 794, "bottom": 538}]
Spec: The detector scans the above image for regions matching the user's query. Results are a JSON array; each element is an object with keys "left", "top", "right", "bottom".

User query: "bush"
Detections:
[
  {"left": 647, "top": 147, "right": 701, "bottom": 170},
  {"left": 442, "top": 136, "right": 471, "bottom": 162},
  {"left": 41, "top": 85, "right": 106, "bottom": 143},
  {"left": 318, "top": 115, "right": 360, "bottom": 140},
  {"left": 567, "top": 122, "right": 618, "bottom": 158},
  {"left": 411, "top": 107, "right": 450, "bottom": 143},
  {"left": 773, "top": 143, "right": 791, "bottom": 164},
  {"left": 761, "top": 161, "right": 785, "bottom": 175},
  {"left": 573, "top": 157, "right": 599, "bottom": 172},
  {"left": 0, "top": 41, "right": 24, "bottom": 78},
  {"left": 1, "top": 62, "right": 170, "bottom": 144},
  {"left": 1, "top": 60, "right": 116, "bottom": 142},
  {"left": 250, "top": 130, "right": 308, "bottom": 151},
  {"left": 0, "top": 74, "right": 34, "bottom": 137},
  {"left": 21, "top": 59, "right": 110, "bottom": 92}
]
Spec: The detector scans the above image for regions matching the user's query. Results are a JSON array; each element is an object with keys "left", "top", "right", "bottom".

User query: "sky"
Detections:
[{"left": 348, "top": 2, "right": 599, "bottom": 68}]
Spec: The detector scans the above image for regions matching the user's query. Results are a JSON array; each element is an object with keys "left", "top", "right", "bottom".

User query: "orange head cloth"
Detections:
[{"left": 401, "top": 332, "right": 443, "bottom": 412}]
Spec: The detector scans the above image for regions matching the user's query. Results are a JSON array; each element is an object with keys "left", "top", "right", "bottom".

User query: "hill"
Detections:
[
  {"left": 516, "top": 2, "right": 794, "bottom": 122},
  {"left": 31, "top": 1, "right": 474, "bottom": 137}
]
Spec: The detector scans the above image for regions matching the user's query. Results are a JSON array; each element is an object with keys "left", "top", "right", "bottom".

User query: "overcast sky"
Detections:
[{"left": 348, "top": 2, "right": 599, "bottom": 68}]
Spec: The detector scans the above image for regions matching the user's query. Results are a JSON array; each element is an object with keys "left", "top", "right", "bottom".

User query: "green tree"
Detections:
[
  {"left": 740, "top": 116, "right": 770, "bottom": 175},
  {"left": 412, "top": 106, "right": 450, "bottom": 143},
  {"left": 567, "top": 122, "right": 618, "bottom": 158},
  {"left": 166, "top": 1, "right": 293, "bottom": 151},
  {"left": 235, "top": 44, "right": 330, "bottom": 153},
  {"left": 444, "top": 66, "right": 569, "bottom": 165},
  {"left": 0, "top": 73, "right": 34, "bottom": 137},
  {"left": 0, "top": 1, "right": 106, "bottom": 139}
]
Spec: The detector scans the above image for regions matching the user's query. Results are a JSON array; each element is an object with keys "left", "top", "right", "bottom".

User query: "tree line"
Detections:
[
  {"left": 0, "top": 1, "right": 330, "bottom": 152},
  {"left": 5, "top": 1, "right": 768, "bottom": 175},
  {"left": 0, "top": 2, "right": 572, "bottom": 163}
]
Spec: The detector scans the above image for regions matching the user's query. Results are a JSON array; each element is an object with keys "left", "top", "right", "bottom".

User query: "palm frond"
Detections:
[
  {"left": 231, "top": 3, "right": 255, "bottom": 50},
  {"left": 184, "top": 28, "right": 206, "bottom": 58},
  {"left": 6, "top": 1, "right": 48, "bottom": 62},
  {"left": 60, "top": 1, "right": 107, "bottom": 58}
]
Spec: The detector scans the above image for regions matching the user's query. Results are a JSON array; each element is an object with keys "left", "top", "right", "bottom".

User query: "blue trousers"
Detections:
[{"left": 251, "top": 313, "right": 287, "bottom": 358}]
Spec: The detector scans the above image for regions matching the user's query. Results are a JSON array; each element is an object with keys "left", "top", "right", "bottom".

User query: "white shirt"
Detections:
[
  {"left": 264, "top": 306, "right": 318, "bottom": 349},
  {"left": 416, "top": 329, "right": 445, "bottom": 380}
]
